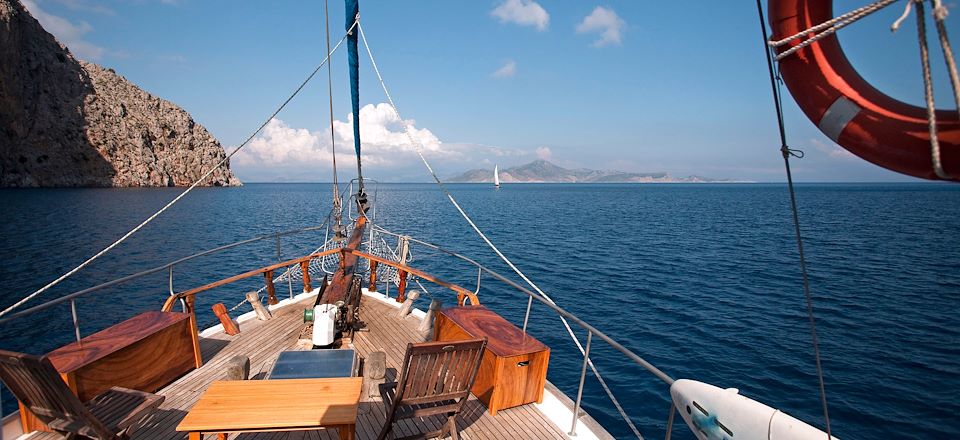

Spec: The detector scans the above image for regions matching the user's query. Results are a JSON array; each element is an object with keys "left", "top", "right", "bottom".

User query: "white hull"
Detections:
[{"left": 671, "top": 379, "right": 837, "bottom": 440}]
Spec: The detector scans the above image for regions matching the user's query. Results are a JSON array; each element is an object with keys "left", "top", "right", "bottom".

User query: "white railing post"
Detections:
[
  {"left": 522, "top": 295, "right": 534, "bottom": 333},
  {"left": 70, "top": 299, "right": 81, "bottom": 344},
  {"left": 665, "top": 403, "right": 676, "bottom": 440},
  {"left": 569, "top": 331, "right": 593, "bottom": 436}
]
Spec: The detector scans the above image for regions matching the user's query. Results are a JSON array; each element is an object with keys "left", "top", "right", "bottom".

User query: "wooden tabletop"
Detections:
[
  {"left": 176, "top": 377, "right": 362, "bottom": 432},
  {"left": 440, "top": 305, "right": 548, "bottom": 357}
]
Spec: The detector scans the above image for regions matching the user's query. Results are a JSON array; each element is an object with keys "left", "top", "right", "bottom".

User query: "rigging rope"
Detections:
[
  {"left": 324, "top": 0, "right": 344, "bottom": 231},
  {"left": 930, "top": 0, "right": 960, "bottom": 114},
  {"left": 913, "top": 0, "right": 950, "bottom": 179},
  {"left": 892, "top": 0, "right": 915, "bottom": 31},
  {"left": 755, "top": 1, "right": 832, "bottom": 437},
  {"left": 356, "top": 22, "right": 645, "bottom": 439},
  {"left": 772, "top": 0, "right": 900, "bottom": 61},
  {"left": 770, "top": 0, "right": 900, "bottom": 47},
  {"left": 0, "top": 20, "right": 359, "bottom": 320}
]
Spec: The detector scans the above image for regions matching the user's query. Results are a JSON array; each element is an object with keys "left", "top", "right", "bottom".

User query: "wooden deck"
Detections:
[{"left": 27, "top": 292, "right": 585, "bottom": 440}]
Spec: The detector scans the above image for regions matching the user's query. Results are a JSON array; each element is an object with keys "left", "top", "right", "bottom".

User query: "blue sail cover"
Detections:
[{"left": 345, "top": 0, "right": 361, "bottom": 168}]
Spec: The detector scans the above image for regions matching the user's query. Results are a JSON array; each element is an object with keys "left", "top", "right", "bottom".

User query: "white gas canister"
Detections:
[{"left": 311, "top": 303, "right": 338, "bottom": 346}]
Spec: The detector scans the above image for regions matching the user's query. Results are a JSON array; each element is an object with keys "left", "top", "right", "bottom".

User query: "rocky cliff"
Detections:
[{"left": 0, "top": 0, "right": 240, "bottom": 187}]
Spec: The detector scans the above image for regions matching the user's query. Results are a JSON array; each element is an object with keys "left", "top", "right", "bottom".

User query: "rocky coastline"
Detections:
[{"left": 0, "top": 0, "right": 240, "bottom": 187}]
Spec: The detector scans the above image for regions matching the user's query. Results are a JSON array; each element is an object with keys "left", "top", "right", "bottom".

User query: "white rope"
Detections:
[
  {"left": 770, "top": 0, "right": 900, "bottom": 46},
  {"left": 931, "top": 0, "right": 960, "bottom": 114},
  {"left": 357, "top": 22, "right": 644, "bottom": 439},
  {"left": 891, "top": 0, "right": 915, "bottom": 32},
  {"left": 914, "top": 0, "right": 950, "bottom": 179},
  {"left": 0, "top": 21, "right": 358, "bottom": 319},
  {"left": 774, "top": 0, "right": 900, "bottom": 60}
]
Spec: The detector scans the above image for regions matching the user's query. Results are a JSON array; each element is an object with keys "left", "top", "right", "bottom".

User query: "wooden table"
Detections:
[{"left": 177, "top": 377, "right": 362, "bottom": 440}]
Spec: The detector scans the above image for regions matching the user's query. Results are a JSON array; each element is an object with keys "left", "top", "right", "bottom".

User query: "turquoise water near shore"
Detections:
[{"left": 1, "top": 183, "right": 958, "bottom": 439}]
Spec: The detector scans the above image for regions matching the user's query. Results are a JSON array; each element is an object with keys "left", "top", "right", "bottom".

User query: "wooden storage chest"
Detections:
[
  {"left": 19, "top": 311, "right": 201, "bottom": 432},
  {"left": 434, "top": 305, "right": 549, "bottom": 415}
]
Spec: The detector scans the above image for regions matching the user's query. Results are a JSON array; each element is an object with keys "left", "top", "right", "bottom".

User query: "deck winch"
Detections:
[{"left": 304, "top": 301, "right": 348, "bottom": 347}]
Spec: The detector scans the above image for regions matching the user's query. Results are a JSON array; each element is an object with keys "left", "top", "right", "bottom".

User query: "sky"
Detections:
[{"left": 19, "top": 0, "right": 960, "bottom": 182}]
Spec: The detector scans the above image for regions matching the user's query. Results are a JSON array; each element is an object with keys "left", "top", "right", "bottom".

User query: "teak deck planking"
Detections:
[{"left": 24, "top": 293, "right": 574, "bottom": 440}]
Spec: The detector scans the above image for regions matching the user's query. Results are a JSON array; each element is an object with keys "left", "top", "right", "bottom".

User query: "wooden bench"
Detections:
[
  {"left": 19, "top": 311, "right": 201, "bottom": 432},
  {"left": 434, "top": 305, "right": 550, "bottom": 415}
]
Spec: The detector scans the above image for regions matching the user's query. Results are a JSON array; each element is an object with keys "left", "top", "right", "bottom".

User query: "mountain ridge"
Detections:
[{"left": 448, "top": 160, "right": 732, "bottom": 183}]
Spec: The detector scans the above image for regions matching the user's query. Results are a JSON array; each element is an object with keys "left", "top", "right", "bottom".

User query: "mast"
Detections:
[
  {"left": 345, "top": 0, "right": 368, "bottom": 211},
  {"left": 312, "top": 0, "right": 370, "bottom": 321}
]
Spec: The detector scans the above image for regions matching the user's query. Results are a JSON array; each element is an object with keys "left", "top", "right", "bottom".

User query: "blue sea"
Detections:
[{"left": 1, "top": 183, "right": 958, "bottom": 439}]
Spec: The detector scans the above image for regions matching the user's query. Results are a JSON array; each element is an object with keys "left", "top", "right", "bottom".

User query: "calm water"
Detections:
[{"left": 1, "top": 183, "right": 958, "bottom": 439}]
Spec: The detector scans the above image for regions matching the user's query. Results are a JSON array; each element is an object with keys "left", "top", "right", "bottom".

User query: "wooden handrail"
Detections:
[
  {"left": 160, "top": 248, "right": 342, "bottom": 312},
  {"left": 160, "top": 247, "right": 479, "bottom": 313},
  {"left": 350, "top": 250, "right": 480, "bottom": 306}
]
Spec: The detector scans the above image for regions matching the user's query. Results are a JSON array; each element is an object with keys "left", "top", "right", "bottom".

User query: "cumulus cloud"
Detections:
[
  {"left": 491, "top": 0, "right": 549, "bottom": 31},
  {"left": 22, "top": 0, "right": 106, "bottom": 60},
  {"left": 576, "top": 6, "right": 626, "bottom": 47},
  {"left": 535, "top": 146, "right": 552, "bottom": 160},
  {"left": 810, "top": 138, "right": 856, "bottom": 159},
  {"left": 236, "top": 103, "right": 464, "bottom": 168},
  {"left": 233, "top": 119, "right": 322, "bottom": 166},
  {"left": 492, "top": 60, "right": 516, "bottom": 78},
  {"left": 232, "top": 103, "right": 530, "bottom": 181}
]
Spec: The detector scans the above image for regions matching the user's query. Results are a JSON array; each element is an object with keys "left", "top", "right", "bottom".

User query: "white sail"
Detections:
[{"left": 494, "top": 165, "right": 500, "bottom": 187}]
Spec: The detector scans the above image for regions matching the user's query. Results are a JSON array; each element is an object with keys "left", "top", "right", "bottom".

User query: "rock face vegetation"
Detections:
[{"left": 0, "top": 0, "right": 240, "bottom": 187}]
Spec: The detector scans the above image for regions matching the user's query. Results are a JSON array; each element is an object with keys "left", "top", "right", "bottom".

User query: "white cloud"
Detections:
[
  {"left": 233, "top": 119, "right": 323, "bottom": 166},
  {"left": 810, "top": 138, "right": 856, "bottom": 159},
  {"left": 535, "top": 146, "right": 552, "bottom": 160},
  {"left": 576, "top": 6, "right": 626, "bottom": 47},
  {"left": 232, "top": 103, "right": 527, "bottom": 181},
  {"left": 236, "top": 103, "right": 453, "bottom": 168},
  {"left": 491, "top": 0, "right": 549, "bottom": 31},
  {"left": 492, "top": 60, "right": 516, "bottom": 78},
  {"left": 21, "top": 0, "right": 106, "bottom": 60}
]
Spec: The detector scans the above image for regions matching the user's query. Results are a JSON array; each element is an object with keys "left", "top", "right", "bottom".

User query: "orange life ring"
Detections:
[{"left": 768, "top": 0, "right": 959, "bottom": 181}]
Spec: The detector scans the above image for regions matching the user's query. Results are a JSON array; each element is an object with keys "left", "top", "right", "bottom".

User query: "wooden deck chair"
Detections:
[
  {"left": 0, "top": 349, "right": 164, "bottom": 440},
  {"left": 377, "top": 338, "right": 486, "bottom": 440}
]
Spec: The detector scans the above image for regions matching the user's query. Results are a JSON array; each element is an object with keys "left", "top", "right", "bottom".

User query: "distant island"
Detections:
[{"left": 447, "top": 160, "right": 735, "bottom": 183}]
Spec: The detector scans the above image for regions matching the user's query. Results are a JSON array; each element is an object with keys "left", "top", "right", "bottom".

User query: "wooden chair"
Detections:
[
  {"left": 0, "top": 349, "right": 165, "bottom": 440},
  {"left": 377, "top": 338, "right": 486, "bottom": 440}
]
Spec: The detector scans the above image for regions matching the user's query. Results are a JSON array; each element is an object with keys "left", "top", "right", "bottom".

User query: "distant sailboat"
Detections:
[{"left": 493, "top": 165, "right": 500, "bottom": 188}]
